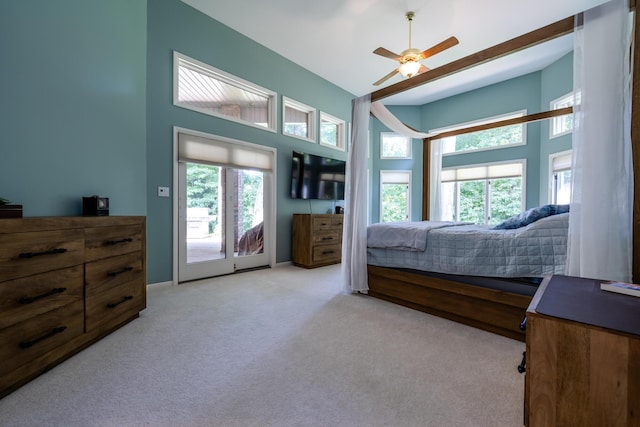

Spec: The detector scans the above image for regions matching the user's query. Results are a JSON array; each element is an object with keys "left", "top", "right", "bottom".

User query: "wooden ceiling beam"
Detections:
[{"left": 371, "top": 15, "right": 578, "bottom": 103}]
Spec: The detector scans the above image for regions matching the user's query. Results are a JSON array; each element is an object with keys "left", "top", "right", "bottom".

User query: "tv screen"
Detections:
[{"left": 291, "top": 151, "right": 346, "bottom": 200}]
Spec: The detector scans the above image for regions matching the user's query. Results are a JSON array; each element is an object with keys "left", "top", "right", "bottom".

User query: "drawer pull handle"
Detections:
[
  {"left": 107, "top": 266, "right": 134, "bottom": 277},
  {"left": 105, "top": 238, "right": 133, "bottom": 245},
  {"left": 321, "top": 237, "right": 334, "bottom": 241},
  {"left": 20, "top": 326, "right": 67, "bottom": 349},
  {"left": 19, "top": 287, "right": 67, "bottom": 304},
  {"left": 19, "top": 248, "right": 68, "bottom": 259},
  {"left": 107, "top": 295, "right": 133, "bottom": 308},
  {"left": 322, "top": 250, "right": 335, "bottom": 255}
]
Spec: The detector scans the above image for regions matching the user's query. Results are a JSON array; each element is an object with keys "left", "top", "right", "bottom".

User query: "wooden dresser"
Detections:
[
  {"left": 292, "top": 214, "right": 343, "bottom": 268},
  {"left": 0, "top": 216, "right": 146, "bottom": 398},
  {"left": 525, "top": 275, "right": 640, "bottom": 426}
]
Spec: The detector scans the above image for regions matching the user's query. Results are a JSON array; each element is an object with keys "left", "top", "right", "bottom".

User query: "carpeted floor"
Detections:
[{"left": 0, "top": 264, "right": 525, "bottom": 426}]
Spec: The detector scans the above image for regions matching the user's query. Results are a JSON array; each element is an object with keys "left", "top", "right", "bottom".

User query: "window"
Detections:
[
  {"left": 433, "top": 111, "right": 526, "bottom": 155},
  {"left": 174, "top": 52, "right": 277, "bottom": 132},
  {"left": 440, "top": 161, "right": 525, "bottom": 225},
  {"left": 550, "top": 92, "right": 581, "bottom": 138},
  {"left": 320, "top": 112, "right": 346, "bottom": 150},
  {"left": 549, "top": 150, "right": 572, "bottom": 204},
  {"left": 380, "top": 170, "right": 411, "bottom": 222},
  {"left": 283, "top": 97, "right": 315, "bottom": 142},
  {"left": 380, "top": 132, "right": 411, "bottom": 159}
]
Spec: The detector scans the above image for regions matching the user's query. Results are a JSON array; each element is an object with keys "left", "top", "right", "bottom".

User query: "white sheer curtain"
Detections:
[
  {"left": 342, "top": 95, "right": 371, "bottom": 293},
  {"left": 566, "top": 0, "right": 633, "bottom": 282},
  {"left": 343, "top": 99, "right": 435, "bottom": 293}
]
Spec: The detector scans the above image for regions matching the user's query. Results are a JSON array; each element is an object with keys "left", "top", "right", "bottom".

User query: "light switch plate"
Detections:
[{"left": 158, "top": 186, "right": 170, "bottom": 197}]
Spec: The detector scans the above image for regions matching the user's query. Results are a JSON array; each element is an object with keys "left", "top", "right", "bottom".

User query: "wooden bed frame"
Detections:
[
  {"left": 367, "top": 265, "right": 532, "bottom": 341},
  {"left": 365, "top": 4, "right": 640, "bottom": 341}
]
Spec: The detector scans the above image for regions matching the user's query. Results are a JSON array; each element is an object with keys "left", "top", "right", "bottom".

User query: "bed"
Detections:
[{"left": 366, "top": 211, "right": 569, "bottom": 341}]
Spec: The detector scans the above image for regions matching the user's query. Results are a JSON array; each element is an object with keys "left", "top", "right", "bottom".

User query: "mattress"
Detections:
[{"left": 367, "top": 213, "right": 569, "bottom": 278}]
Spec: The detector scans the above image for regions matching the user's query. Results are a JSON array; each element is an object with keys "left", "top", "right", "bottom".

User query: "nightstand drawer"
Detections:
[
  {"left": 0, "top": 301, "right": 84, "bottom": 376},
  {"left": 312, "top": 217, "right": 334, "bottom": 231},
  {"left": 0, "top": 266, "right": 84, "bottom": 330},
  {"left": 312, "top": 231, "right": 341, "bottom": 245},
  {"left": 0, "top": 230, "right": 84, "bottom": 282},
  {"left": 85, "top": 224, "right": 143, "bottom": 262},
  {"left": 312, "top": 243, "right": 341, "bottom": 263}
]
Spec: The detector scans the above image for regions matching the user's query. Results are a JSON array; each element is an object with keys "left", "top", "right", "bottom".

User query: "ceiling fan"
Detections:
[{"left": 372, "top": 11, "right": 459, "bottom": 86}]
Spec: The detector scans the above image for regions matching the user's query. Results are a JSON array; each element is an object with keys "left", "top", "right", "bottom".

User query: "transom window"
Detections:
[
  {"left": 433, "top": 111, "right": 526, "bottom": 155},
  {"left": 380, "top": 132, "right": 412, "bottom": 159},
  {"left": 174, "top": 52, "right": 277, "bottom": 132},
  {"left": 550, "top": 92, "right": 581, "bottom": 138},
  {"left": 380, "top": 170, "right": 411, "bottom": 222},
  {"left": 440, "top": 161, "right": 525, "bottom": 225},
  {"left": 320, "top": 112, "right": 346, "bottom": 151},
  {"left": 283, "top": 97, "right": 316, "bottom": 142}
]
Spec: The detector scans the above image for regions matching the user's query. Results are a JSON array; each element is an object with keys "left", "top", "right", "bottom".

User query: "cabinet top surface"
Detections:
[
  {"left": 530, "top": 274, "right": 640, "bottom": 336},
  {"left": 0, "top": 216, "right": 145, "bottom": 234}
]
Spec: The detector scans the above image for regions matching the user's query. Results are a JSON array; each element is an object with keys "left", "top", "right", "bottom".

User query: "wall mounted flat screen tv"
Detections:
[{"left": 291, "top": 150, "right": 346, "bottom": 200}]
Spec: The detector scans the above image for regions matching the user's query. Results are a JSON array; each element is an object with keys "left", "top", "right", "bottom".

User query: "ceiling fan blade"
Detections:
[
  {"left": 373, "top": 68, "right": 400, "bottom": 86},
  {"left": 373, "top": 47, "right": 401, "bottom": 61},
  {"left": 419, "top": 36, "right": 459, "bottom": 60}
]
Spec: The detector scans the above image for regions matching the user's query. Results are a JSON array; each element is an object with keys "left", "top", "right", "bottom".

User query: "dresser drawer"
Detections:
[
  {"left": 312, "top": 217, "right": 335, "bottom": 231},
  {"left": 312, "top": 243, "right": 341, "bottom": 263},
  {"left": 312, "top": 231, "right": 341, "bottom": 245},
  {"left": 85, "top": 224, "right": 143, "bottom": 262},
  {"left": 331, "top": 216, "right": 344, "bottom": 228},
  {"left": 0, "top": 266, "right": 84, "bottom": 330},
  {"left": 85, "top": 252, "right": 143, "bottom": 295},
  {"left": 85, "top": 279, "right": 143, "bottom": 333},
  {"left": 0, "top": 230, "right": 84, "bottom": 282},
  {"left": 0, "top": 301, "right": 84, "bottom": 377}
]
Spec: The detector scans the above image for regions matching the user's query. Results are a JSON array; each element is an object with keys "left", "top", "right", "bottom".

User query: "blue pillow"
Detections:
[{"left": 492, "top": 204, "right": 570, "bottom": 230}]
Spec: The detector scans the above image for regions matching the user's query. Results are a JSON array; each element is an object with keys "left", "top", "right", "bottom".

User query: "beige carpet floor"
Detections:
[{"left": 0, "top": 264, "right": 525, "bottom": 426}]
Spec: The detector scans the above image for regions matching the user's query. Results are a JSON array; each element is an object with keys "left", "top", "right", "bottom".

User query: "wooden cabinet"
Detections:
[
  {"left": 0, "top": 216, "right": 146, "bottom": 398},
  {"left": 525, "top": 275, "right": 640, "bottom": 426},
  {"left": 292, "top": 214, "right": 343, "bottom": 268}
]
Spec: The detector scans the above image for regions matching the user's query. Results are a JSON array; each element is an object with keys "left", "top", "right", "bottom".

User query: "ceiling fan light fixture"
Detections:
[{"left": 399, "top": 60, "right": 421, "bottom": 78}]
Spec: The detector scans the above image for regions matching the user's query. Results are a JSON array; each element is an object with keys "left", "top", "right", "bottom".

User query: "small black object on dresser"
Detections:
[{"left": 82, "top": 195, "right": 109, "bottom": 216}]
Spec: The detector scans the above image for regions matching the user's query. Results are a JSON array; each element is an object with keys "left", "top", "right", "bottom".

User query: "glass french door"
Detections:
[{"left": 178, "top": 162, "right": 269, "bottom": 282}]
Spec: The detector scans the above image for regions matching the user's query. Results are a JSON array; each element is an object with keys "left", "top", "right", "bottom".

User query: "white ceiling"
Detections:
[{"left": 180, "top": 0, "right": 608, "bottom": 105}]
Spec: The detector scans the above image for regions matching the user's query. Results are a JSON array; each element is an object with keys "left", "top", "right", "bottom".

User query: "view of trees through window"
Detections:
[
  {"left": 443, "top": 122, "right": 523, "bottom": 154},
  {"left": 442, "top": 177, "right": 522, "bottom": 225},
  {"left": 381, "top": 183, "right": 408, "bottom": 222},
  {"left": 186, "top": 164, "right": 263, "bottom": 236}
]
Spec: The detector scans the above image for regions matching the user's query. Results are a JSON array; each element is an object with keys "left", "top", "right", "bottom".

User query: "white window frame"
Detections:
[
  {"left": 380, "top": 132, "right": 412, "bottom": 159},
  {"left": 550, "top": 92, "right": 581, "bottom": 138},
  {"left": 282, "top": 97, "right": 316, "bottom": 143},
  {"left": 173, "top": 51, "right": 277, "bottom": 132},
  {"left": 379, "top": 170, "right": 411, "bottom": 222},
  {"left": 549, "top": 150, "right": 572, "bottom": 204},
  {"left": 319, "top": 111, "right": 346, "bottom": 151},
  {"left": 431, "top": 110, "right": 527, "bottom": 156},
  {"left": 441, "top": 159, "right": 526, "bottom": 225}
]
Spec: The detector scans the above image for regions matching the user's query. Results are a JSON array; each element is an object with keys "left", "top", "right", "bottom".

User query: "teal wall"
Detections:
[
  {"left": 147, "top": 0, "right": 353, "bottom": 283},
  {"left": 0, "top": 0, "right": 147, "bottom": 217}
]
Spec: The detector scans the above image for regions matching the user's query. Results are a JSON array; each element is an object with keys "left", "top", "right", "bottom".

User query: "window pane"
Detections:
[
  {"left": 440, "top": 182, "right": 456, "bottom": 221},
  {"left": 284, "top": 106, "right": 309, "bottom": 138},
  {"left": 381, "top": 183, "right": 408, "bottom": 222},
  {"left": 453, "top": 124, "right": 523, "bottom": 153},
  {"left": 175, "top": 53, "right": 275, "bottom": 130},
  {"left": 489, "top": 178, "right": 522, "bottom": 225},
  {"left": 459, "top": 180, "right": 485, "bottom": 224},
  {"left": 554, "top": 170, "right": 572, "bottom": 204},
  {"left": 321, "top": 122, "right": 337, "bottom": 146},
  {"left": 381, "top": 133, "right": 410, "bottom": 158}
]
